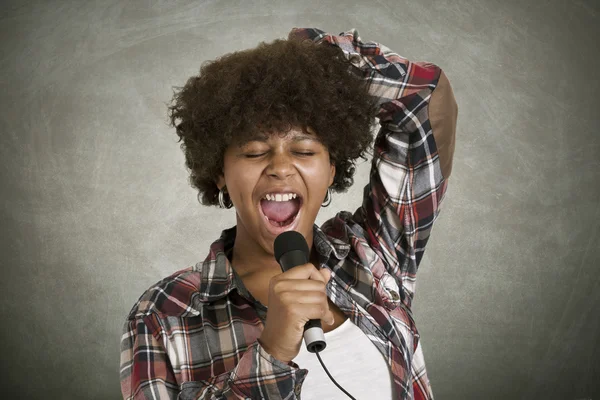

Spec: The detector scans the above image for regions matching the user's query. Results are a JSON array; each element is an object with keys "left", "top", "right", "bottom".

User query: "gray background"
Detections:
[{"left": 1, "top": 0, "right": 598, "bottom": 399}]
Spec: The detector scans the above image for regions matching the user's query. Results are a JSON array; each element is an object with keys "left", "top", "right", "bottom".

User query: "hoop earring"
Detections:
[
  {"left": 321, "top": 187, "right": 332, "bottom": 207},
  {"left": 218, "top": 187, "right": 233, "bottom": 209}
]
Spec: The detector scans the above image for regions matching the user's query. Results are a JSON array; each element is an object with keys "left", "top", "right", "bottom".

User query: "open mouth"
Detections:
[{"left": 259, "top": 193, "right": 303, "bottom": 230}]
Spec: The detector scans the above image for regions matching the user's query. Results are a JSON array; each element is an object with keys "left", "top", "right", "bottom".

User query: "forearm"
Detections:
[{"left": 121, "top": 317, "right": 307, "bottom": 400}]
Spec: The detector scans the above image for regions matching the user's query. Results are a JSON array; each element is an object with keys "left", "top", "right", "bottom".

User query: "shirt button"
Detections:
[
  {"left": 389, "top": 290, "right": 400, "bottom": 301},
  {"left": 294, "top": 384, "right": 301, "bottom": 397}
]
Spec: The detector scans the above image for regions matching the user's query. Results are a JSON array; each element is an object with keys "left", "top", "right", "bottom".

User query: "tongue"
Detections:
[{"left": 260, "top": 198, "right": 300, "bottom": 222}]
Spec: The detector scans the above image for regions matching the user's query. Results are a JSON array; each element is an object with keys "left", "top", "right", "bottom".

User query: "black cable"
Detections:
[{"left": 315, "top": 351, "right": 357, "bottom": 400}]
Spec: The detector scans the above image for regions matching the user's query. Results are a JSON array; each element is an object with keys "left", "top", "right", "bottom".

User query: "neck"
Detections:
[{"left": 231, "top": 215, "right": 315, "bottom": 279}]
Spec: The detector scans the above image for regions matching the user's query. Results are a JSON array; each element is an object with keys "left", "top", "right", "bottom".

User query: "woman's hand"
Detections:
[{"left": 258, "top": 263, "right": 334, "bottom": 363}]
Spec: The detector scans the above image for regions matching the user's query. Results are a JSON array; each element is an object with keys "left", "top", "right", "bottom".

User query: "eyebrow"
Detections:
[
  {"left": 237, "top": 133, "right": 320, "bottom": 146},
  {"left": 291, "top": 136, "right": 317, "bottom": 143}
]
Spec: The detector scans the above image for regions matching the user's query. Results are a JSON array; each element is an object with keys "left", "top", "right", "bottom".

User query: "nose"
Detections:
[{"left": 266, "top": 150, "right": 295, "bottom": 180}]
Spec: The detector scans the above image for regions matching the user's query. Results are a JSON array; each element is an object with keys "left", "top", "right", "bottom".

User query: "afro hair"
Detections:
[{"left": 167, "top": 36, "right": 379, "bottom": 206}]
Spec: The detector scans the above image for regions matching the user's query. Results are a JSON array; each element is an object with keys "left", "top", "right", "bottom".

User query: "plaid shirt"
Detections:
[{"left": 120, "top": 28, "right": 457, "bottom": 400}]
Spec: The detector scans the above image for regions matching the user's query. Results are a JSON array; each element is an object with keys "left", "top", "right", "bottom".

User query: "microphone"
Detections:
[{"left": 274, "top": 231, "right": 327, "bottom": 353}]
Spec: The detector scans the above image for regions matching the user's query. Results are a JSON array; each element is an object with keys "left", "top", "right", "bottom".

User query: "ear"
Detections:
[
  {"left": 328, "top": 163, "right": 336, "bottom": 187},
  {"left": 216, "top": 175, "right": 226, "bottom": 190}
]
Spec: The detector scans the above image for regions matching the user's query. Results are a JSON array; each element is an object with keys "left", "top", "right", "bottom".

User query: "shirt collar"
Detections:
[{"left": 195, "top": 224, "right": 351, "bottom": 302}]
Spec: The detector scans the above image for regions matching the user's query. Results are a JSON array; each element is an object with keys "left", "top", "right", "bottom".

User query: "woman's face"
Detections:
[{"left": 217, "top": 127, "right": 335, "bottom": 256}]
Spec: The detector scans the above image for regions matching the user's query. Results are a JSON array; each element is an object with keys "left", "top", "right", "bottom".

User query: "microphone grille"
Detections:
[{"left": 274, "top": 231, "right": 309, "bottom": 262}]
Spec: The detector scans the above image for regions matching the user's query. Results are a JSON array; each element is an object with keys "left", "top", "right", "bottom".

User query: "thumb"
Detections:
[{"left": 320, "top": 267, "right": 332, "bottom": 283}]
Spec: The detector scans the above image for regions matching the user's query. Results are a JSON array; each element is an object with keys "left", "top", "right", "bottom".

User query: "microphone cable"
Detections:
[{"left": 315, "top": 350, "right": 357, "bottom": 400}]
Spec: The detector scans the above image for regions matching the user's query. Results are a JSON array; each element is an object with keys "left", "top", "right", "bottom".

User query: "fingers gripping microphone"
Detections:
[{"left": 274, "top": 231, "right": 327, "bottom": 353}]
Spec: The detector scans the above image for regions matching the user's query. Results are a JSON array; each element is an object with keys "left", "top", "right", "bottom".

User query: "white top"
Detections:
[{"left": 292, "top": 318, "right": 397, "bottom": 399}]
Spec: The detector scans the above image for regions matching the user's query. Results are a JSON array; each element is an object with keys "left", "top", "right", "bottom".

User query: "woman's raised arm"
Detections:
[{"left": 288, "top": 28, "right": 458, "bottom": 307}]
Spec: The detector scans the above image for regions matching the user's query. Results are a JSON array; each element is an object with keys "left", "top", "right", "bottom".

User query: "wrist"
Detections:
[{"left": 257, "top": 334, "right": 292, "bottom": 363}]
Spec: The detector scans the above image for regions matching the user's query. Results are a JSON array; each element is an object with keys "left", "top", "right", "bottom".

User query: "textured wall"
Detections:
[{"left": 1, "top": 1, "right": 598, "bottom": 399}]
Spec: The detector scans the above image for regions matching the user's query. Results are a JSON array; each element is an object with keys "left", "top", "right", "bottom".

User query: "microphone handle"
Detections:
[
  {"left": 304, "top": 319, "right": 326, "bottom": 353},
  {"left": 279, "top": 250, "right": 327, "bottom": 353}
]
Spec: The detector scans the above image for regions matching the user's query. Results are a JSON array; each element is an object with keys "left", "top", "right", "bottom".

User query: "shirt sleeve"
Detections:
[
  {"left": 120, "top": 318, "right": 179, "bottom": 399},
  {"left": 288, "top": 28, "right": 458, "bottom": 307},
  {"left": 120, "top": 316, "right": 308, "bottom": 399}
]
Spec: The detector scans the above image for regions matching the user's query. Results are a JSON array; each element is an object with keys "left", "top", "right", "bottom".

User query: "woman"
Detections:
[{"left": 120, "top": 27, "right": 457, "bottom": 400}]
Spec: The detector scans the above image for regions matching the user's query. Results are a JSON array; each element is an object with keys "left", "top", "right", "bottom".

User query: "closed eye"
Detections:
[
  {"left": 244, "top": 152, "right": 314, "bottom": 158},
  {"left": 244, "top": 153, "right": 267, "bottom": 158}
]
